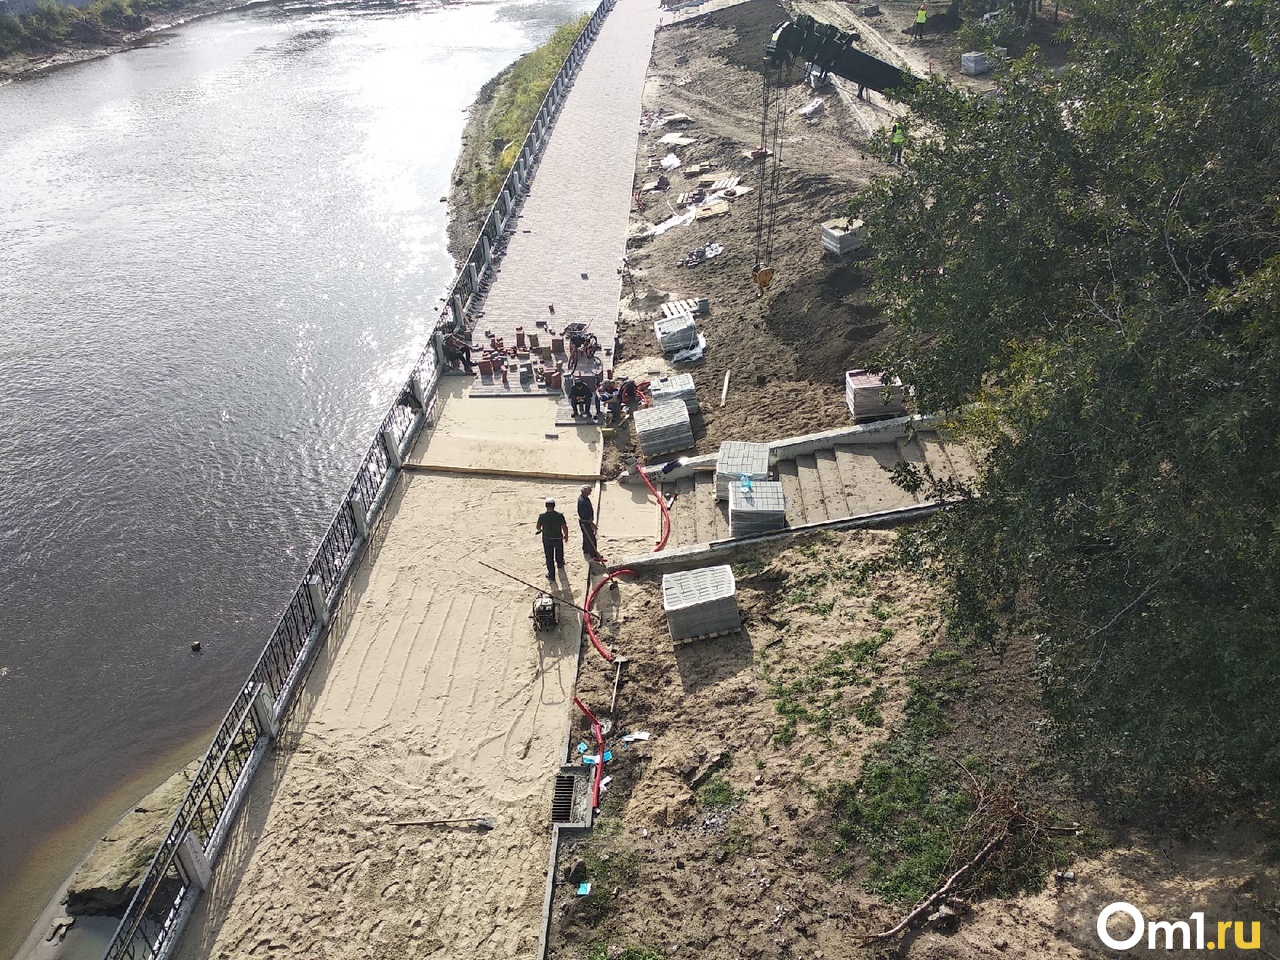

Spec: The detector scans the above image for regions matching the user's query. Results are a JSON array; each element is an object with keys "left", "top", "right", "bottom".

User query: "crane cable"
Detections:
[{"left": 752, "top": 66, "right": 788, "bottom": 295}]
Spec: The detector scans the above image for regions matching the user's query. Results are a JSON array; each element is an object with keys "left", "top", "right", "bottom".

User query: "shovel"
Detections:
[{"left": 390, "top": 815, "right": 497, "bottom": 830}]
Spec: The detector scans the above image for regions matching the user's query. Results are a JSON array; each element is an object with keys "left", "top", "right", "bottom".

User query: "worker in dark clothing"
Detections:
[
  {"left": 597, "top": 380, "right": 621, "bottom": 425},
  {"left": 568, "top": 375, "right": 593, "bottom": 417},
  {"left": 536, "top": 496, "right": 569, "bottom": 580},
  {"left": 577, "top": 484, "right": 605, "bottom": 562},
  {"left": 914, "top": 4, "right": 926, "bottom": 40},
  {"left": 442, "top": 333, "right": 474, "bottom": 373}
]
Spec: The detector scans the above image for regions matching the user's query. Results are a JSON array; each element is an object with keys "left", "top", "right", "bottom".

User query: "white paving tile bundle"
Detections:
[
  {"left": 653, "top": 315, "right": 699, "bottom": 352},
  {"left": 715, "top": 440, "right": 771, "bottom": 500},
  {"left": 648, "top": 373, "right": 699, "bottom": 412},
  {"left": 845, "top": 369, "right": 906, "bottom": 422},
  {"left": 729, "top": 480, "right": 788, "bottom": 537},
  {"left": 634, "top": 400, "right": 694, "bottom": 457},
  {"left": 662, "top": 564, "right": 742, "bottom": 641}
]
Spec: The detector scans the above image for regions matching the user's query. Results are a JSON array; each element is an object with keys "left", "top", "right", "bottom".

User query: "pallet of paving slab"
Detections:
[
  {"left": 661, "top": 298, "right": 702, "bottom": 321},
  {"left": 672, "top": 627, "right": 743, "bottom": 648}
]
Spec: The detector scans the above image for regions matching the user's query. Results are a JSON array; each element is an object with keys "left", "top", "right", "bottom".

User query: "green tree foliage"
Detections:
[{"left": 855, "top": 0, "right": 1280, "bottom": 813}]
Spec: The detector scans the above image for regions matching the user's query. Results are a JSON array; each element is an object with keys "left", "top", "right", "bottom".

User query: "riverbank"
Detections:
[{"left": 0, "top": 0, "right": 261, "bottom": 83}]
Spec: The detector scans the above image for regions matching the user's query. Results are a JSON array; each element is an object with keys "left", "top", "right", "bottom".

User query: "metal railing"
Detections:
[{"left": 100, "top": 1, "right": 616, "bottom": 956}]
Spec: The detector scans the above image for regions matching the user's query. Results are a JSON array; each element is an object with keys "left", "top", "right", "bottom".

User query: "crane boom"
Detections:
[{"left": 766, "top": 15, "right": 914, "bottom": 93}]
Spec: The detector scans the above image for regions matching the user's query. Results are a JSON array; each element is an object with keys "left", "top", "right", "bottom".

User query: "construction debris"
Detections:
[
  {"left": 798, "top": 97, "right": 825, "bottom": 118},
  {"left": 677, "top": 242, "right": 723, "bottom": 267}
]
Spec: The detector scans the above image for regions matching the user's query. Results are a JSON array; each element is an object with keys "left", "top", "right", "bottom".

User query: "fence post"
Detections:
[
  {"left": 349, "top": 495, "right": 369, "bottom": 539},
  {"left": 307, "top": 575, "right": 328, "bottom": 627},
  {"left": 251, "top": 685, "right": 279, "bottom": 740},
  {"left": 467, "top": 261, "right": 480, "bottom": 291},
  {"left": 176, "top": 831, "right": 213, "bottom": 891},
  {"left": 481, "top": 235, "right": 493, "bottom": 269},
  {"left": 381, "top": 426, "right": 403, "bottom": 470}
]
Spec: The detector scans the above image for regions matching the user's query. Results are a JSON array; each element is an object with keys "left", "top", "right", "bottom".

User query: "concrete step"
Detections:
[
  {"left": 693, "top": 471, "right": 728, "bottom": 542},
  {"left": 776, "top": 459, "right": 806, "bottom": 527},
  {"left": 814, "top": 449, "right": 850, "bottom": 520},
  {"left": 793, "top": 453, "right": 831, "bottom": 524},
  {"left": 938, "top": 436, "right": 981, "bottom": 487},
  {"left": 917, "top": 431, "right": 959, "bottom": 489},
  {"left": 843, "top": 442, "right": 919, "bottom": 514},
  {"left": 674, "top": 475, "right": 696, "bottom": 546}
]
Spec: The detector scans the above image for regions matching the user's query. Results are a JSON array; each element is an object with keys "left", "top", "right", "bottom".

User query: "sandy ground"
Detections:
[{"left": 173, "top": 467, "right": 595, "bottom": 960}]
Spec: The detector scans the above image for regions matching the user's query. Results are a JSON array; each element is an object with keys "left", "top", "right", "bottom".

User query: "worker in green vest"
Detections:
[
  {"left": 891, "top": 121, "right": 906, "bottom": 163},
  {"left": 914, "top": 4, "right": 927, "bottom": 39}
]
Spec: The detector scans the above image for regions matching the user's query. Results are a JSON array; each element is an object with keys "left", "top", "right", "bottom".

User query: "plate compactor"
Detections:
[{"left": 531, "top": 593, "right": 560, "bottom": 633}]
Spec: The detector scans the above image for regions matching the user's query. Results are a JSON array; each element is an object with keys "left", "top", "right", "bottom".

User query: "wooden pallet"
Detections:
[{"left": 673, "top": 627, "right": 742, "bottom": 647}]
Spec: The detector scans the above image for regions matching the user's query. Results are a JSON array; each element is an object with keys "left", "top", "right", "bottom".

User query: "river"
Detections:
[{"left": 0, "top": 0, "right": 593, "bottom": 954}]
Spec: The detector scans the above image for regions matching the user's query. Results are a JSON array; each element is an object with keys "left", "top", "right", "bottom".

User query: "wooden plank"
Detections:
[
  {"left": 814, "top": 449, "right": 850, "bottom": 520},
  {"left": 675, "top": 476, "right": 697, "bottom": 546},
  {"left": 404, "top": 463, "right": 600, "bottom": 482},
  {"left": 776, "top": 459, "right": 805, "bottom": 529},
  {"left": 794, "top": 453, "right": 831, "bottom": 524}
]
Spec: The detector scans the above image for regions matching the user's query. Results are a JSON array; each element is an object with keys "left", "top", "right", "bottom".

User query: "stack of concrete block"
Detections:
[
  {"left": 654, "top": 315, "right": 699, "bottom": 352},
  {"left": 846, "top": 369, "right": 906, "bottom": 422},
  {"left": 715, "top": 441, "right": 771, "bottom": 500},
  {"left": 661, "top": 565, "right": 742, "bottom": 641},
  {"left": 648, "top": 373, "right": 699, "bottom": 413},
  {"left": 821, "top": 217, "right": 866, "bottom": 255},
  {"left": 729, "top": 481, "right": 787, "bottom": 537},
  {"left": 634, "top": 400, "right": 694, "bottom": 456},
  {"left": 961, "top": 51, "right": 991, "bottom": 75}
]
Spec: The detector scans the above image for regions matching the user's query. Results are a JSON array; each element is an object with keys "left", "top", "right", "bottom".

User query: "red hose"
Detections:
[
  {"left": 636, "top": 466, "right": 672, "bottom": 551},
  {"left": 574, "top": 695, "right": 605, "bottom": 809},
  {"left": 583, "top": 568, "right": 635, "bottom": 664}
]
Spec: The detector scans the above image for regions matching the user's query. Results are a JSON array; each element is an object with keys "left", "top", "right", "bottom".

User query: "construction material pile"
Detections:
[
  {"left": 845, "top": 369, "right": 906, "bottom": 422},
  {"left": 661, "top": 565, "right": 741, "bottom": 642},
  {"left": 654, "top": 315, "right": 699, "bottom": 352},
  {"left": 729, "top": 480, "right": 788, "bottom": 537},
  {"left": 648, "top": 373, "right": 699, "bottom": 413},
  {"left": 715, "top": 440, "right": 771, "bottom": 500},
  {"left": 820, "top": 217, "right": 865, "bottom": 256},
  {"left": 634, "top": 400, "right": 694, "bottom": 456}
]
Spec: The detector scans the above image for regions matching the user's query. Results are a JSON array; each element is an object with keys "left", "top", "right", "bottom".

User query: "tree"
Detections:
[{"left": 854, "top": 0, "right": 1280, "bottom": 812}]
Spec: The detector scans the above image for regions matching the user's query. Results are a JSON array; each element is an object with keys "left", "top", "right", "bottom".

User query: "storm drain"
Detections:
[{"left": 550, "top": 766, "right": 591, "bottom": 827}]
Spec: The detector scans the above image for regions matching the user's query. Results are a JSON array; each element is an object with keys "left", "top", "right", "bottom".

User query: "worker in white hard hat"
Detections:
[{"left": 536, "top": 496, "right": 569, "bottom": 580}]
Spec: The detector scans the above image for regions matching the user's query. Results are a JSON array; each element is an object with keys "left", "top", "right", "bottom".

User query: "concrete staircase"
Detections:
[{"left": 655, "top": 428, "right": 978, "bottom": 549}]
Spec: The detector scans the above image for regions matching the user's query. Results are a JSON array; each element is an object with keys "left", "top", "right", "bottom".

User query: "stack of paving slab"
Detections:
[
  {"left": 648, "top": 373, "right": 699, "bottom": 413},
  {"left": 845, "top": 369, "right": 906, "bottom": 421},
  {"left": 820, "top": 217, "right": 866, "bottom": 255},
  {"left": 634, "top": 400, "right": 694, "bottom": 456},
  {"left": 662, "top": 565, "right": 742, "bottom": 642},
  {"left": 729, "top": 480, "right": 787, "bottom": 537},
  {"left": 961, "top": 51, "right": 991, "bottom": 75},
  {"left": 715, "top": 440, "right": 771, "bottom": 501},
  {"left": 654, "top": 315, "right": 699, "bottom": 352}
]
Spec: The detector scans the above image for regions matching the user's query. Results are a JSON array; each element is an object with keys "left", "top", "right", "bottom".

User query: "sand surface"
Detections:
[{"left": 173, "top": 471, "right": 594, "bottom": 960}]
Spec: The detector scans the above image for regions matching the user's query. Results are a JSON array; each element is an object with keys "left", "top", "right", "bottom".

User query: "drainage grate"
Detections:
[{"left": 551, "top": 775, "right": 576, "bottom": 823}]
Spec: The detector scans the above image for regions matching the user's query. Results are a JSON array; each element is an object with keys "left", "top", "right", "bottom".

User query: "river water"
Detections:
[{"left": 0, "top": 0, "right": 592, "bottom": 953}]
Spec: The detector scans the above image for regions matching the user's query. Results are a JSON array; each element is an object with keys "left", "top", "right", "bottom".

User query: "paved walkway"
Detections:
[
  {"left": 480, "top": 0, "right": 661, "bottom": 378},
  {"left": 172, "top": 2, "right": 659, "bottom": 958}
]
